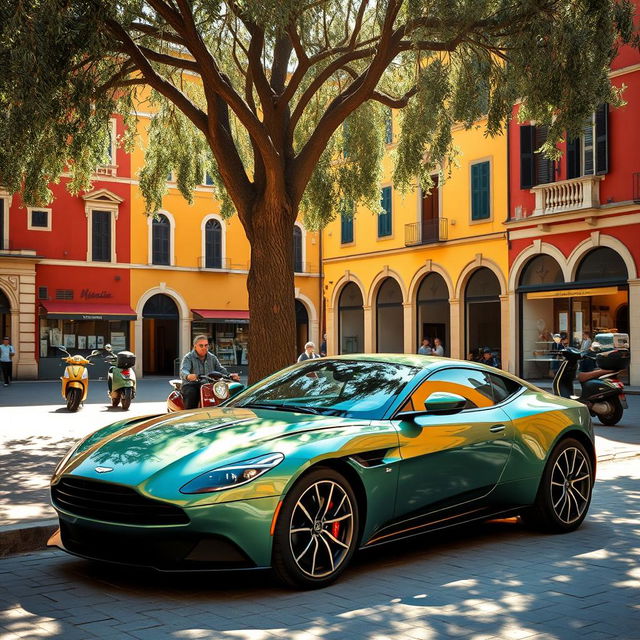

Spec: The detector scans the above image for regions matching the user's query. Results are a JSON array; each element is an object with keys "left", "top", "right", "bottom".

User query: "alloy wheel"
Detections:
[
  {"left": 288, "top": 480, "right": 354, "bottom": 578},
  {"left": 549, "top": 446, "right": 592, "bottom": 525}
]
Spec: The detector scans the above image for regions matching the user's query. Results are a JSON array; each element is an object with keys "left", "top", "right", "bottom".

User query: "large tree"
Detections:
[{"left": 0, "top": 1, "right": 635, "bottom": 381}]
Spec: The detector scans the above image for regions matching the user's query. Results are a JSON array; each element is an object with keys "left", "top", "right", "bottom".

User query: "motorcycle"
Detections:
[
  {"left": 552, "top": 346, "right": 629, "bottom": 426},
  {"left": 56, "top": 346, "right": 102, "bottom": 412},
  {"left": 104, "top": 344, "right": 137, "bottom": 410},
  {"left": 167, "top": 372, "right": 244, "bottom": 412}
]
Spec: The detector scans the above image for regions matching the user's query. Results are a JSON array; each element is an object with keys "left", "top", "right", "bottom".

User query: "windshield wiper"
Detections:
[{"left": 238, "top": 402, "right": 324, "bottom": 415}]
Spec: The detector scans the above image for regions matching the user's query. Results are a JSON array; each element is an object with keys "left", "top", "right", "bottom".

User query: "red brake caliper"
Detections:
[{"left": 328, "top": 501, "right": 340, "bottom": 538}]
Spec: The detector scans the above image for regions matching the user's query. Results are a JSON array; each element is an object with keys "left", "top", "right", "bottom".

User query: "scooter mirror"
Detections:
[
  {"left": 104, "top": 344, "right": 113, "bottom": 352},
  {"left": 90, "top": 349, "right": 101, "bottom": 357}
]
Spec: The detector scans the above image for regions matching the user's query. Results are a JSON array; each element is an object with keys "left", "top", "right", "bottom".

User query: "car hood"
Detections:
[{"left": 55, "top": 407, "right": 365, "bottom": 489}]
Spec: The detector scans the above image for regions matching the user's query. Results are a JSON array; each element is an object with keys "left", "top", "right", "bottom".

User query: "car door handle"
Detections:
[{"left": 489, "top": 424, "right": 506, "bottom": 433}]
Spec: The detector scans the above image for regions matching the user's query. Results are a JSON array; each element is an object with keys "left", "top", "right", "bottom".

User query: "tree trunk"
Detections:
[{"left": 246, "top": 198, "right": 297, "bottom": 383}]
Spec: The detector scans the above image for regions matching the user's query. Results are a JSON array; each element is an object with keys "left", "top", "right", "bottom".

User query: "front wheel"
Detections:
[
  {"left": 597, "top": 398, "right": 623, "bottom": 426},
  {"left": 121, "top": 387, "right": 133, "bottom": 411},
  {"left": 272, "top": 467, "right": 359, "bottom": 589},
  {"left": 521, "top": 438, "right": 593, "bottom": 533},
  {"left": 66, "top": 387, "right": 83, "bottom": 412}
]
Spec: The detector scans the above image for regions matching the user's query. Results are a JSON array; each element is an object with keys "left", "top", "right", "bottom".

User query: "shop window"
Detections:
[
  {"left": 338, "top": 282, "right": 364, "bottom": 354},
  {"left": 378, "top": 187, "right": 392, "bottom": 237},
  {"left": 471, "top": 161, "right": 491, "bottom": 220},
  {"left": 205, "top": 218, "right": 222, "bottom": 268},
  {"left": 152, "top": 214, "right": 171, "bottom": 265},
  {"left": 567, "top": 104, "right": 608, "bottom": 179},
  {"left": 520, "top": 125, "right": 555, "bottom": 189},
  {"left": 376, "top": 277, "right": 403, "bottom": 353},
  {"left": 91, "top": 210, "right": 112, "bottom": 262},
  {"left": 519, "top": 254, "right": 564, "bottom": 287},
  {"left": 340, "top": 202, "right": 354, "bottom": 244},
  {"left": 38, "top": 286, "right": 48, "bottom": 300},
  {"left": 293, "top": 225, "right": 303, "bottom": 272},
  {"left": 576, "top": 247, "right": 627, "bottom": 283},
  {"left": 27, "top": 207, "right": 52, "bottom": 231},
  {"left": 55, "top": 289, "right": 73, "bottom": 300}
]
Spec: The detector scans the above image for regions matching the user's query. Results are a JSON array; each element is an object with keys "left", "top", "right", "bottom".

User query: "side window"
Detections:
[
  {"left": 489, "top": 374, "right": 522, "bottom": 404},
  {"left": 401, "top": 367, "right": 494, "bottom": 412}
]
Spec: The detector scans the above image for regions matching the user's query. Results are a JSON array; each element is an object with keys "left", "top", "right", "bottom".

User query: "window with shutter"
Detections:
[
  {"left": 205, "top": 218, "right": 222, "bottom": 268},
  {"left": 92, "top": 210, "right": 111, "bottom": 262},
  {"left": 534, "top": 126, "right": 554, "bottom": 184},
  {"left": 471, "top": 161, "right": 490, "bottom": 220},
  {"left": 595, "top": 103, "right": 608, "bottom": 175},
  {"left": 378, "top": 187, "right": 392, "bottom": 237},
  {"left": 152, "top": 215, "right": 171, "bottom": 265},
  {"left": 567, "top": 137, "right": 581, "bottom": 179},
  {"left": 340, "top": 203, "right": 354, "bottom": 244},
  {"left": 567, "top": 104, "right": 608, "bottom": 178},
  {"left": 520, "top": 126, "right": 535, "bottom": 189}
]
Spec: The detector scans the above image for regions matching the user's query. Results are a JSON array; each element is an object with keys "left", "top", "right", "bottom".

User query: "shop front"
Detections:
[
  {"left": 518, "top": 249, "right": 629, "bottom": 381},
  {"left": 191, "top": 309, "right": 249, "bottom": 374},
  {"left": 38, "top": 302, "right": 136, "bottom": 379}
]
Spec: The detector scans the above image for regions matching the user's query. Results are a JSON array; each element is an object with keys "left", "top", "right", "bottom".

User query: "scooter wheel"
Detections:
[
  {"left": 598, "top": 399, "right": 623, "bottom": 426},
  {"left": 66, "top": 388, "right": 82, "bottom": 412},
  {"left": 121, "top": 387, "right": 133, "bottom": 411},
  {"left": 111, "top": 393, "right": 120, "bottom": 408}
]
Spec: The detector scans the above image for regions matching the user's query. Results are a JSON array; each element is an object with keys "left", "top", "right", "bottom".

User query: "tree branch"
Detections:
[{"left": 371, "top": 87, "right": 418, "bottom": 108}]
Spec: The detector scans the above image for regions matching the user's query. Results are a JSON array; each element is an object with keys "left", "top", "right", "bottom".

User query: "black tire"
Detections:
[
  {"left": 272, "top": 467, "right": 359, "bottom": 589},
  {"left": 521, "top": 438, "right": 593, "bottom": 533},
  {"left": 597, "top": 398, "right": 623, "bottom": 426},
  {"left": 111, "top": 393, "right": 120, "bottom": 408},
  {"left": 121, "top": 387, "right": 133, "bottom": 411},
  {"left": 66, "top": 387, "right": 82, "bottom": 412}
]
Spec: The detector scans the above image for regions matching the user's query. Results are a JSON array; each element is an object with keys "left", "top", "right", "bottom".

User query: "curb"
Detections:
[{"left": 3, "top": 448, "right": 639, "bottom": 559}]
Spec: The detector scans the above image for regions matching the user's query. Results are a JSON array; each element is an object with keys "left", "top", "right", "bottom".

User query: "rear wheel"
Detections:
[
  {"left": 597, "top": 398, "right": 623, "bottom": 426},
  {"left": 111, "top": 393, "right": 120, "bottom": 407},
  {"left": 66, "top": 387, "right": 82, "bottom": 412},
  {"left": 272, "top": 467, "right": 359, "bottom": 589},
  {"left": 521, "top": 438, "right": 593, "bottom": 533},
  {"left": 121, "top": 387, "right": 133, "bottom": 411}
]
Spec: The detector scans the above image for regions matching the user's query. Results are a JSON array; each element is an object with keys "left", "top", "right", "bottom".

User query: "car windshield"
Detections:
[{"left": 228, "top": 360, "right": 419, "bottom": 419}]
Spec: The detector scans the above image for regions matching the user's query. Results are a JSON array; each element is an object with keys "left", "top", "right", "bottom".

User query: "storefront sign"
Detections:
[
  {"left": 80, "top": 289, "right": 113, "bottom": 299},
  {"left": 526, "top": 286, "right": 619, "bottom": 300}
]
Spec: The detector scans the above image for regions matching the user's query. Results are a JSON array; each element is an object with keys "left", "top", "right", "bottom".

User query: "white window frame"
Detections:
[
  {"left": 293, "top": 222, "right": 306, "bottom": 273},
  {"left": 27, "top": 206, "right": 52, "bottom": 232},
  {"left": 200, "top": 213, "right": 226, "bottom": 269},
  {"left": 82, "top": 189, "right": 123, "bottom": 263},
  {"left": 202, "top": 169, "right": 215, "bottom": 186},
  {"left": 96, "top": 118, "right": 118, "bottom": 177},
  {"left": 0, "top": 192, "right": 12, "bottom": 250},
  {"left": 147, "top": 210, "right": 176, "bottom": 266}
]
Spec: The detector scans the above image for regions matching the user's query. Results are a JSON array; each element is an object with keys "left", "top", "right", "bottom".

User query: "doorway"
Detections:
[{"left": 142, "top": 294, "right": 179, "bottom": 375}]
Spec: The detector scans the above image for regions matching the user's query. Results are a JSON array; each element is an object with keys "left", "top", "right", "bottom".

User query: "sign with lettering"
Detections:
[
  {"left": 526, "top": 286, "right": 619, "bottom": 300},
  {"left": 80, "top": 289, "right": 113, "bottom": 300}
]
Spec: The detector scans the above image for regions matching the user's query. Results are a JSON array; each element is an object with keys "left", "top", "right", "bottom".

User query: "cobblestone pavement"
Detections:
[{"left": 0, "top": 457, "right": 639, "bottom": 640}]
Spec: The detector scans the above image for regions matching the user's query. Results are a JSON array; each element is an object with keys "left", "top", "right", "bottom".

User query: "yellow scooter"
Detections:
[{"left": 56, "top": 346, "right": 101, "bottom": 412}]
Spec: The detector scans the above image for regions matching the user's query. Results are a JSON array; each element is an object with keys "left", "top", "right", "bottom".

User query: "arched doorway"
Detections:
[
  {"left": 338, "top": 283, "right": 364, "bottom": 354},
  {"left": 142, "top": 294, "right": 179, "bottom": 375},
  {"left": 616, "top": 304, "right": 629, "bottom": 334},
  {"left": 295, "top": 299, "right": 309, "bottom": 356},
  {"left": 376, "top": 277, "right": 403, "bottom": 353},
  {"left": 465, "top": 268, "right": 501, "bottom": 360},
  {"left": 416, "top": 272, "right": 450, "bottom": 354},
  {"left": 0, "top": 289, "right": 10, "bottom": 340},
  {"left": 517, "top": 254, "right": 565, "bottom": 379}
]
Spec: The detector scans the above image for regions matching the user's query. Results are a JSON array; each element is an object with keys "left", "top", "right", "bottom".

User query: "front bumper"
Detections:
[{"left": 50, "top": 495, "right": 280, "bottom": 571}]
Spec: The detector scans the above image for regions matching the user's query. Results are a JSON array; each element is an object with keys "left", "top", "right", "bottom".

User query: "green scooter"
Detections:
[{"left": 104, "top": 344, "right": 137, "bottom": 410}]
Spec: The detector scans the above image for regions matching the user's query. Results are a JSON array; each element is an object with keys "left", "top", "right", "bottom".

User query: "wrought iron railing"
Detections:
[{"left": 404, "top": 218, "right": 448, "bottom": 246}]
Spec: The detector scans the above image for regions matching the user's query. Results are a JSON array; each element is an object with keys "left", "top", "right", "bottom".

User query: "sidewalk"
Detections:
[{"left": 1, "top": 378, "right": 639, "bottom": 560}]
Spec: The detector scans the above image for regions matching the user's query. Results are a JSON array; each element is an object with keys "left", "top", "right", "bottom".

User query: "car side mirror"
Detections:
[
  {"left": 228, "top": 382, "right": 245, "bottom": 397},
  {"left": 423, "top": 391, "right": 467, "bottom": 414}
]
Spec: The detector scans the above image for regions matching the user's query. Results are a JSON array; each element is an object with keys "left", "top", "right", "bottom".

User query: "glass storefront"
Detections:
[{"left": 191, "top": 321, "right": 248, "bottom": 369}]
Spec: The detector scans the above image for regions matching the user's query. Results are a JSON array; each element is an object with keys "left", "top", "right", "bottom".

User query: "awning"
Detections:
[
  {"left": 192, "top": 309, "right": 250, "bottom": 323},
  {"left": 41, "top": 301, "right": 137, "bottom": 321}
]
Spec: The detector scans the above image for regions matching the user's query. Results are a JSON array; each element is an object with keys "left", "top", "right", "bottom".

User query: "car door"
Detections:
[{"left": 393, "top": 366, "right": 515, "bottom": 519}]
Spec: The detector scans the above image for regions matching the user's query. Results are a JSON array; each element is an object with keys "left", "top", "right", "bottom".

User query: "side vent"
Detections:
[{"left": 349, "top": 449, "right": 390, "bottom": 468}]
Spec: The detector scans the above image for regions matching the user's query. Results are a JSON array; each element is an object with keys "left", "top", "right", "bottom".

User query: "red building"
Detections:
[
  {"left": 505, "top": 26, "right": 640, "bottom": 385},
  {"left": 0, "top": 115, "right": 135, "bottom": 379}
]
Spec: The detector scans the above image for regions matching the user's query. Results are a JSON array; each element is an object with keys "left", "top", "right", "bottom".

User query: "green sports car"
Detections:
[{"left": 49, "top": 355, "right": 595, "bottom": 588}]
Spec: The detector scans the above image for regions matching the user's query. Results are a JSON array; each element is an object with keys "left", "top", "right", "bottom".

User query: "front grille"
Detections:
[{"left": 52, "top": 476, "right": 189, "bottom": 525}]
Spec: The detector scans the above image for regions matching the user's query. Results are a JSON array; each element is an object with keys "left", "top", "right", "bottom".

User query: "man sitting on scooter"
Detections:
[
  {"left": 180, "top": 335, "right": 241, "bottom": 409},
  {"left": 577, "top": 341, "right": 614, "bottom": 383}
]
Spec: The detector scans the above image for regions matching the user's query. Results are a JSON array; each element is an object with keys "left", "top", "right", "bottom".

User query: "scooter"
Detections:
[
  {"left": 552, "top": 347, "right": 628, "bottom": 426},
  {"left": 167, "top": 372, "right": 244, "bottom": 412},
  {"left": 104, "top": 344, "right": 137, "bottom": 410},
  {"left": 56, "top": 346, "right": 102, "bottom": 412}
]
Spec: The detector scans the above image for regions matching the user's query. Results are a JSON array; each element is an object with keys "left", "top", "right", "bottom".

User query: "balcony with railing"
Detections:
[
  {"left": 530, "top": 175, "right": 603, "bottom": 216},
  {"left": 405, "top": 218, "right": 448, "bottom": 246}
]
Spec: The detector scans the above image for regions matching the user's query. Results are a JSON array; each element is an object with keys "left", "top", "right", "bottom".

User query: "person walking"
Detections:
[
  {"left": 298, "top": 341, "right": 320, "bottom": 362},
  {"left": 0, "top": 337, "right": 15, "bottom": 386}
]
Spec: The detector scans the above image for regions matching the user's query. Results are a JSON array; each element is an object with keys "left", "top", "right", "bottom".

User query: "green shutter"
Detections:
[
  {"left": 378, "top": 187, "right": 392, "bottom": 237},
  {"left": 471, "top": 162, "right": 490, "bottom": 220}
]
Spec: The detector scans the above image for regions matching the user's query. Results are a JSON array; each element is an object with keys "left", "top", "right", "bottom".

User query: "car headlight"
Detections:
[
  {"left": 213, "top": 381, "right": 229, "bottom": 399},
  {"left": 180, "top": 452, "right": 284, "bottom": 494}
]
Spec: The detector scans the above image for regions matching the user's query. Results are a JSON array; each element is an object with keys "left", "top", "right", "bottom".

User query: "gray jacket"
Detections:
[{"left": 180, "top": 349, "right": 229, "bottom": 380}]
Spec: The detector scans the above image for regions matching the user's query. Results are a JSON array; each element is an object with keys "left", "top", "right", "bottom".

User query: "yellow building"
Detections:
[
  {"left": 127, "top": 112, "right": 322, "bottom": 377},
  {"left": 323, "top": 115, "right": 511, "bottom": 368}
]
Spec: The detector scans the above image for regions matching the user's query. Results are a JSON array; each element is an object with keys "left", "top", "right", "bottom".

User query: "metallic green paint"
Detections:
[{"left": 49, "top": 355, "right": 594, "bottom": 575}]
